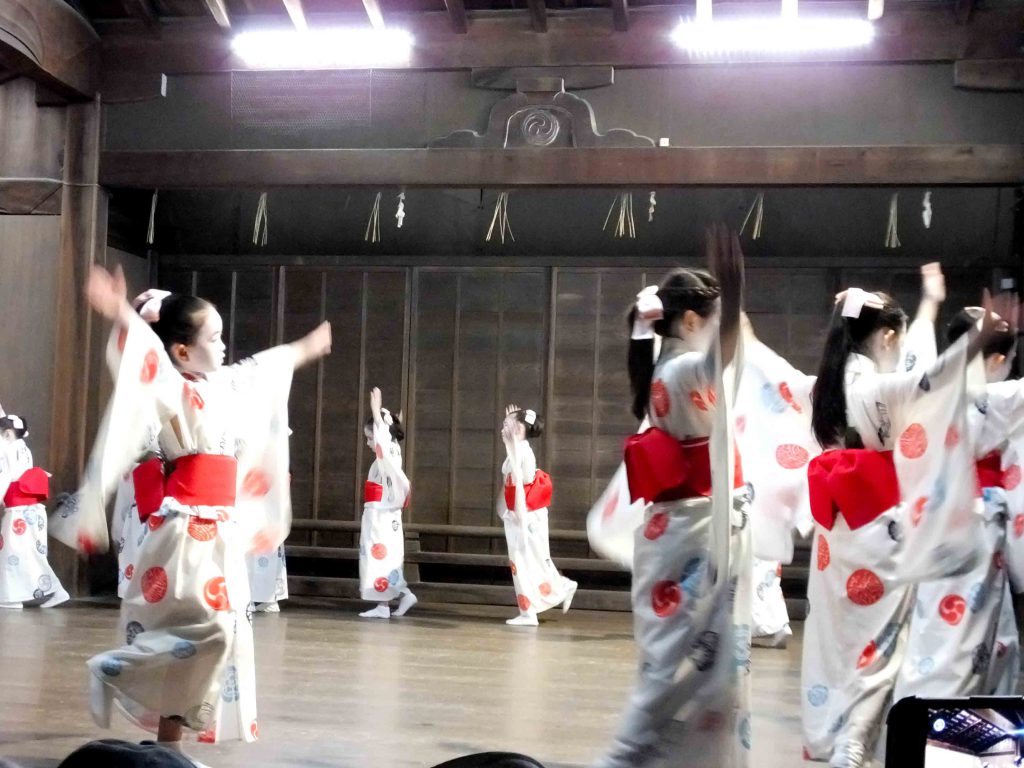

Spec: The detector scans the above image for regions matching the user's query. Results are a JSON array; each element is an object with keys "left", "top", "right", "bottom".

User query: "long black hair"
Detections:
[
  {"left": 627, "top": 269, "right": 721, "bottom": 421},
  {"left": 134, "top": 293, "right": 214, "bottom": 358},
  {"left": 811, "top": 292, "right": 907, "bottom": 448},
  {"left": 947, "top": 308, "right": 1013, "bottom": 358}
]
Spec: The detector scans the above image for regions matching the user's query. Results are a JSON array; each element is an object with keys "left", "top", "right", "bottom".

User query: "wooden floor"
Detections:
[{"left": 0, "top": 600, "right": 805, "bottom": 768}]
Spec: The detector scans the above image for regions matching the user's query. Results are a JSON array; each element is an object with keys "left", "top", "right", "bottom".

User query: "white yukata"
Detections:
[
  {"left": 800, "top": 335, "right": 981, "bottom": 764},
  {"left": 896, "top": 372, "right": 1024, "bottom": 699},
  {"left": 359, "top": 420, "right": 411, "bottom": 603},
  {"left": 734, "top": 336, "right": 820, "bottom": 640},
  {"left": 0, "top": 438, "right": 66, "bottom": 606},
  {"left": 501, "top": 438, "right": 576, "bottom": 617},
  {"left": 597, "top": 337, "right": 752, "bottom": 768},
  {"left": 51, "top": 312, "right": 294, "bottom": 744},
  {"left": 247, "top": 545, "right": 288, "bottom": 605}
]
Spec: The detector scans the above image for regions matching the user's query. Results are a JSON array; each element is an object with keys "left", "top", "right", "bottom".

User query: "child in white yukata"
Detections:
[
  {"left": 499, "top": 404, "right": 577, "bottom": 626},
  {"left": 0, "top": 414, "right": 69, "bottom": 609},
  {"left": 52, "top": 269, "right": 331, "bottom": 767},
  {"left": 358, "top": 387, "right": 417, "bottom": 619},
  {"left": 895, "top": 306, "right": 1023, "bottom": 700},
  {"left": 595, "top": 225, "right": 750, "bottom": 768}
]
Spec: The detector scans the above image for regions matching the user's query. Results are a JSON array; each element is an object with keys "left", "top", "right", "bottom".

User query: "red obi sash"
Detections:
[
  {"left": 976, "top": 451, "right": 1005, "bottom": 491},
  {"left": 365, "top": 481, "right": 384, "bottom": 503},
  {"left": 133, "top": 454, "right": 237, "bottom": 522},
  {"left": 504, "top": 469, "right": 553, "bottom": 512},
  {"left": 808, "top": 449, "right": 899, "bottom": 531},
  {"left": 3, "top": 467, "right": 49, "bottom": 507},
  {"left": 624, "top": 428, "right": 744, "bottom": 504}
]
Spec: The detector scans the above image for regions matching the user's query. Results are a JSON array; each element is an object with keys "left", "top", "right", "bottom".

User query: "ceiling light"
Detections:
[
  {"left": 231, "top": 28, "right": 414, "bottom": 69},
  {"left": 673, "top": 17, "right": 875, "bottom": 55}
]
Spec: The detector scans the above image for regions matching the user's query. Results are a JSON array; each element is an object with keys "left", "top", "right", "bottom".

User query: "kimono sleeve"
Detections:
[
  {"left": 661, "top": 349, "right": 717, "bottom": 413},
  {"left": 226, "top": 345, "right": 296, "bottom": 549},
  {"left": 900, "top": 316, "right": 939, "bottom": 373},
  {"left": 50, "top": 313, "right": 181, "bottom": 553}
]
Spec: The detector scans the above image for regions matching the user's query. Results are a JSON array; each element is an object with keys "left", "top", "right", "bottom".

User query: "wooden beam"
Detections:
[
  {"left": 202, "top": 0, "right": 231, "bottom": 28},
  {"left": 282, "top": 0, "right": 308, "bottom": 30},
  {"left": 955, "top": 59, "right": 1024, "bottom": 92},
  {"left": 100, "top": 145, "right": 1024, "bottom": 189},
  {"left": 121, "top": 0, "right": 160, "bottom": 30},
  {"left": 954, "top": 0, "right": 975, "bottom": 25},
  {"left": 444, "top": 0, "right": 468, "bottom": 34},
  {"left": 610, "top": 0, "right": 628, "bottom": 32},
  {"left": 0, "top": 179, "right": 62, "bottom": 215},
  {"left": 526, "top": 0, "right": 547, "bottom": 32},
  {"left": 361, "top": 0, "right": 385, "bottom": 29},
  {"left": 0, "top": 0, "right": 99, "bottom": 99},
  {"left": 96, "top": 5, "right": 1024, "bottom": 74}
]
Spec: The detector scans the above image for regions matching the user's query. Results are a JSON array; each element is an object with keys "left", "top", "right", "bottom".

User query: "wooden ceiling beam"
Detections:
[
  {"left": 121, "top": 0, "right": 160, "bottom": 29},
  {"left": 610, "top": 0, "right": 628, "bottom": 32},
  {"left": 95, "top": 4, "right": 1024, "bottom": 73},
  {"left": 282, "top": 0, "right": 308, "bottom": 29},
  {"left": 202, "top": 0, "right": 231, "bottom": 28},
  {"left": 99, "top": 145, "right": 1024, "bottom": 189},
  {"left": 955, "top": 59, "right": 1024, "bottom": 92},
  {"left": 526, "top": 0, "right": 547, "bottom": 32},
  {"left": 444, "top": 0, "right": 468, "bottom": 33},
  {"left": 0, "top": 0, "right": 99, "bottom": 99}
]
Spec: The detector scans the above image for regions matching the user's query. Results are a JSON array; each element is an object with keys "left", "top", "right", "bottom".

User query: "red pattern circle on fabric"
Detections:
[
  {"left": 705, "top": 387, "right": 717, "bottom": 406},
  {"left": 375, "top": 444, "right": 384, "bottom": 460},
  {"left": 141, "top": 566, "right": 168, "bottom": 603},
  {"left": 117, "top": 327, "right": 129, "bottom": 352},
  {"left": 517, "top": 594, "right": 531, "bottom": 612},
  {"left": 846, "top": 569, "right": 884, "bottom": 606},
  {"left": 374, "top": 577, "right": 390, "bottom": 593},
  {"left": 689, "top": 390, "right": 709, "bottom": 412},
  {"left": 939, "top": 594, "right": 967, "bottom": 626},
  {"left": 1015, "top": 515, "right": 1024, "bottom": 539},
  {"left": 944, "top": 426, "right": 960, "bottom": 448},
  {"left": 912, "top": 497, "right": 928, "bottom": 528},
  {"left": 140, "top": 349, "right": 159, "bottom": 384},
  {"left": 699, "top": 711, "right": 724, "bottom": 731},
  {"left": 779, "top": 382, "right": 802, "bottom": 413},
  {"left": 650, "top": 380, "right": 671, "bottom": 418},
  {"left": 371, "top": 543, "right": 387, "bottom": 560},
  {"left": 187, "top": 519, "right": 218, "bottom": 542},
  {"left": 241, "top": 469, "right": 271, "bottom": 498},
  {"left": 250, "top": 721, "right": 259, "bottom": 739},
  {"left": 203, "top": 576, "right": 231, "bottom": 611},
  {"left": 652, "top": 580, "right": 682, "bottom": 618},
  {"left": 602, "top": 490, "right": 620, "bottom": 522},
  {"left": 817, "top": 537, "right": 831, "bottom": 574},
  {"left": 12, "top": 519, "right": 26, "bottom": 535},
  {"left": 148, "top": 515, "right": 165, "bottom": 531},
  {"left": 198, "top": 728, "right": 216, "bottom": 744},
  {"left": 125, "top": 564, "right": 135, "bottom": 580},
  {"left": 183, "top": 381, "right": 205, "bottom": 411},
  {"left": 735, "top": 415, "right": 747, "bottom": 435},
  {"left": 1005, "top": 465, "right": 1022, "bottom": 491},
  {"left": 857, "top": 640, "right": 877, "bottom": 670},
  {"left": 899, "top": 423, "right": 928, "bottom": 459},
  {"left": 644, "top": 512, "right": 669, "bottom": 540},
  {"left": 509, "top": 561, "right": 517, "bottom": 576},
  {"left": 776, "top": 444, "right": 810, "bottom": 470},
  {"left": 539, "top": 582, "right": 552, "bottom": 597},
  {"left": 78, "top": 533, "right": 97, "bottom": 554}
]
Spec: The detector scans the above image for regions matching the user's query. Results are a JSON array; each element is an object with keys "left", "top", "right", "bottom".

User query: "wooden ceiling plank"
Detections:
[
  {"left": 361, "top": 0, "right": 386, "bottom": 28},
  {"left": 526, "top": 0, "right": 547, "bottom": 32},
  {"left": 99, "top": 145, "right": 1024, "bottom": 189},
  {"left": 610, "top": 0, "right": 628, "bottom": 32},
  {"left": 121, "top": 0, "right": 160, "bottom": 29},
  {"left": 444, "top": 0, "right": 468, "bottom": 34},
  {"left": 202, "top": 0, "right": 231, "bottom": 28},
  {"left": 282, "top": 0, "right": 308, "bottom": 29},
  {"left": 955, "top": 59, "right": 1024, "bottom": 91}
]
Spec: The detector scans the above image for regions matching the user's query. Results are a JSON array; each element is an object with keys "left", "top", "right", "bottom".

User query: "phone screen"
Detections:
[{"left": 888, "top": 698, "right": 1024, "bottom": 768}]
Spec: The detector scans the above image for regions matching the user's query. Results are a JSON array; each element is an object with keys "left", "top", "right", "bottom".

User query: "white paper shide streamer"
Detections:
[
  {"left": 604, "top": 192, "right": 636, "bottom": 239},
  {"left": 486, "top": 191, "right": 514, "bottom": 244},
  {"left": 740, "top": 191, "right": 765, "bottom": 240},
  {"left": 366, "top": 192, "right": 382, "bottom": 243},
  {"left": 146, "top": 190, "right": 158, "bottom": 246},
  {"left": 885, "top": 192, "right": 900, "bottom": 249},
  {"left": 922, "top": 190, "right": 932, "bottom": 230},
  {"left": 395, "top": 192, "right": 406, "bottom": 229},
  {"left": 648, "top": 191, "right": 657, "bottom": 223},
  {"left": 252, "top": 191, "right": 269, "bottom": 247}
]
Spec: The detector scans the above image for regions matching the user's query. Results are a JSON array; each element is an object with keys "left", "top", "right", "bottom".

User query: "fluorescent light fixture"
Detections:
[
  {"left": 231, "top": 28, "right": 414, "bottom": 69},
  {"left": 673, "top": 17, "right": 874, "bottom": 54},
  {"left": 932, "top": 718, "right": 946, "bottom": 733}
]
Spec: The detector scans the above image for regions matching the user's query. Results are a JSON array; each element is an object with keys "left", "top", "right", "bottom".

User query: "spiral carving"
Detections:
[{"left": 519, "top": 108, "right": 560, "bottom": 146}]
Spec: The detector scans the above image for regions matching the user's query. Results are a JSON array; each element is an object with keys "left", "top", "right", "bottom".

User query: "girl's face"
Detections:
[
  {"left": 173, "top": 309, "right": 226, "bottom": 375},
  {"left": 0, "top": 429, "right": 15, "bottom": 445}
]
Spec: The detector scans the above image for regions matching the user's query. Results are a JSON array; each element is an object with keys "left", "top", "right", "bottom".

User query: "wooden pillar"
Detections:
[{"left": 49, "top": 94, "right": 108, "bottom": 594}]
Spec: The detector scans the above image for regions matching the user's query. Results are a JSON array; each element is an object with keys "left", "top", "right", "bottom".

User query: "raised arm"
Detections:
[{"left": 368, "top": 388, "right": 410, "bottom": 502}]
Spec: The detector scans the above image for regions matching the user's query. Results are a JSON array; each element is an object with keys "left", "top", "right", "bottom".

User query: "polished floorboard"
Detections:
[{"left": 0, "top": 599, "right": 806, "bottom": 768}]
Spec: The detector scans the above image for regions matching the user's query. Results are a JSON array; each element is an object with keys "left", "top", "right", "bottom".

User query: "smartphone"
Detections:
[{"left": 887, "top": 696, "right": 1024, "bottom": 767}]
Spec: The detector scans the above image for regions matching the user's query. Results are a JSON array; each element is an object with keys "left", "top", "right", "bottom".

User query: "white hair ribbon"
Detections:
[
  {"left": 380, "top": 407, "right": 394, "bottom": 427},
  {"left": 6, "top": 415, "right": 24, "bottom": 431},
  {"left": 840, "top": 288, "right": 879, "bottom": 319},
  {"left": 636, "top": 285, "right": 663, "bottom": 319},
  {"left": 133, "top": 289, "right": 172, "bottom": 324},
  {"left": 523, "top": 410, "right": 537, "bottom": 426}
]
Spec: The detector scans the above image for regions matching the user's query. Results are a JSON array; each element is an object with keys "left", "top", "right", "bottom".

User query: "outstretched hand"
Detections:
[
  {"left": 85, "top": 264, "right": 129, "bottom": 322},
  {"left": 920, "top": 262, "right": 946, "bottom": 304},
  {"left": 370, "top": 387, "right": 383, "bottom": 422},
  {"left": 505, "top": 403, "right": 519, "bottom": 418}
]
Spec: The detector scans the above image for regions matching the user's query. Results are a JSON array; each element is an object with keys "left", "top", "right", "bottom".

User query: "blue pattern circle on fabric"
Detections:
[
  {"left": 37, "top": 575, "right": 52, "bottom": 591},
  {"left": 172, "top": 640, "right": 198, "bottom": 659},
  {"left": 35, "top": 541, "right": 47, "bottom": 555},
  {"left": 807, "top": 685, "right": 828, "bottom": 707},
  {"left": 126, "top": 621, "right": 145, "bottom": 645},
  {"left": 221, "top": 665, "right": 240, "bottom": 702},
  {"left": 100, "top": 657, "right": 123, "bottom": 677},
  {"left": 258, "top": 557, "right": 269, "bottom": 568},
  {"left": 760, "top": 383, "right": 787, "bottom": 414},
  {"left": 679, "top": 556, "right": 705, "bottom": 599},
  {"left": 733, "top": 624, "right": 751, "bottom": 670},
  {"left": 7, "top": 555, "right": 18, "bottom": 566},
  {"left": 388, "top": 569, "right": 401, "bottom": 585},
  {"left": 918, "top": 656, "right": 935, "bottom": 675},
  {"left": 968, "top": 583, "right": 987, "bottom": 613},
  {"left": 33, "top": 588, "right": 45, "bottom": 600},
  {"left": 739, "top": 715, "right": 752, "bottom": 749}
]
